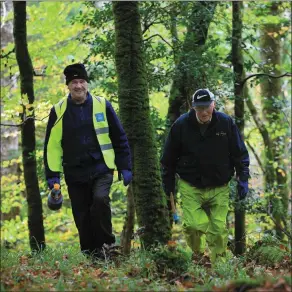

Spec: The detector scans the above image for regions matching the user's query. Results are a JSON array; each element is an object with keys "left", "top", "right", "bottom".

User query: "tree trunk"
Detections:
[
  {"left": 167, "top": 1, "right": 217, "bottom": 126},
  {"left": 13, "top": 1, "right": 45, "bottom": 252},
  {"left": 120, "top": 185, "right": 135, "bottom": 255},
  {"left": 1, "top": 1, "right": 18, "bottom": 160},
  {"left": 260, "top": 2, "right": 288, "bottom": 238},
  {"left": 232, "top": 1, "right": 246, "bottom": 255},
  {"left": 113, "top": 1, "right": 171, "bottom": 249},
  {"left": 1, "top": 1, "right": 20, "bottom": 222},
  {"left": 169, "top": 6, "right": 179, "bottom": 66}
]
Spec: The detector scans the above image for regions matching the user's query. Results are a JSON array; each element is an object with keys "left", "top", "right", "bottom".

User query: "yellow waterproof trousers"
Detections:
[{"left": 178, "top": 179, "right": 230, "bottom": 264}]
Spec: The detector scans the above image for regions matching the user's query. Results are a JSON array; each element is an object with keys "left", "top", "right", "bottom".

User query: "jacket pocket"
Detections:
[
  {"left": 176, "top": 156, "right": 197, "bottom": 173},
  {"left": 214, "top": 164, "right": 232, "bottom": 184}
]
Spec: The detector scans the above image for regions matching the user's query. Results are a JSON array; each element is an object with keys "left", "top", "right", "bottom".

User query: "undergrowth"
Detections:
[{"left": 1, "top": 238, "right": 291, "bottom": 291}]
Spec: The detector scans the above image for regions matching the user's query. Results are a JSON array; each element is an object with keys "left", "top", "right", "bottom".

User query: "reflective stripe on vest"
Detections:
[
  {"left": 47, "top": 96, "right": 116, "bottom": 172},
  {"left": 92, "top": 96, "right": 115, "bottom": 169}
]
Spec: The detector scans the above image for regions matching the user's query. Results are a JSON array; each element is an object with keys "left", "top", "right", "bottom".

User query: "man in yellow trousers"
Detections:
[{"left": 161, "top": 89, "right": 250, "bottom": 266}]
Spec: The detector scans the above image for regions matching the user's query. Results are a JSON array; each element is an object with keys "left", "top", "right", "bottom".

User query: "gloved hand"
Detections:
[
  {"left": 173, "top": 213, "right": 180, "bottom": 224},
  {"left": 166, "top": 198, "right": 180, "bottom": 224},
  {"left": 237, "top": 180, "right": 248, "bottom": 200},
  {"left": 118, "top": 170, "right": 132, "bottom": 186},
  {"left": 47, "top": 177, "right": 60, "bottom": 190}
]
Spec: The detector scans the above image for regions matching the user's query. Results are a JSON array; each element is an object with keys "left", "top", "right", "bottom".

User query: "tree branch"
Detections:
[
  {"left": 245, "top": 127, "right": 258, "bottom": 140},
  {"left": 267, "top": 206, "right": 292, "bottom": 240},
  {"left": 0, "top": 114, "right": 50, "bottom": 127},
  {"left": 246, "top": 140, "right": 265, "bottom": 175},
  {"left": 245, "top": 96, "right": 273, "bottom": 151},
  {"left": 241, "top": 72, "right": 292, "bottom": 86},
  {"left": 143, "top": 34, "right": 173, "bottom": 49},
  {"left": 0, "top": 47, "right": 15, "bottom": 59},
  {"left": 242, "top": 47, "right": 262, "bottom": 70}
]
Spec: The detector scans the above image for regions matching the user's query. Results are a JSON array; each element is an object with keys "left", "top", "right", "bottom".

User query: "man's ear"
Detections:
[{"left": 213, "top": 101, "right": 216, "bottom": 109}]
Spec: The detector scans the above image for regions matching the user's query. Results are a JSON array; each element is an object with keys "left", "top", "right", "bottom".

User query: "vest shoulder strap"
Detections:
[
  {"left": 93, "top": 95, "right": 106, "bottom": 105},
  {"left": 54, "top": 97, "right": 67, "bottom": 120}
]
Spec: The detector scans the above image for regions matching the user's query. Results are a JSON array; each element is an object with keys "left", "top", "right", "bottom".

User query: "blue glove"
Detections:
[
  {"left": 173, "top": 213, "right": 180, "bottom": 224},
  {"left": 237, "top": 180, "right": 248, "bottom": 200},
  {"left": 119, "top": 170, "right": 132, "bottom": 186},
  {"left": 47, "top": 177, "right": 60, "bottom": 190}
]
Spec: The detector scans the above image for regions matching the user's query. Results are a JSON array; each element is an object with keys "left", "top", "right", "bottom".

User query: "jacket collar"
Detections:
[
  {"left": 67, "top": 92, "right": 91, "bottom": 106},
  {"left": 188, "top": 109, "right": 218, "bottom": 129}
]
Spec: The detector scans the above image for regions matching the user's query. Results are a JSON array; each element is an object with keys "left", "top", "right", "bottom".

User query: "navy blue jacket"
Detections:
[
  {"left": 161, "top": 109, "right": 250, "bottom": 191},
  {"left": 44, "top": 93, "right": 131, "bottom": 184}
]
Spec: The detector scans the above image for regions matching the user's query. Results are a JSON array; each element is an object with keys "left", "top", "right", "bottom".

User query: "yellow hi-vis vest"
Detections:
[{"left": 47, "top": 96, "right": 116, "bottom": 172}]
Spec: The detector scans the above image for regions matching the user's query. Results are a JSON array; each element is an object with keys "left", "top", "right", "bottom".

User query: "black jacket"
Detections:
[
  {"left": 44, "top": 93, "right": 131, "bottom": 184},
  {"left": 161, "top": 109, "right": 250, "bottom": 191}
]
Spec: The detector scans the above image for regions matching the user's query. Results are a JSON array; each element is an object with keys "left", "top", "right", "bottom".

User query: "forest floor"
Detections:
[{"left": 1, "top": 239, "right": 291, "bottom": 292}]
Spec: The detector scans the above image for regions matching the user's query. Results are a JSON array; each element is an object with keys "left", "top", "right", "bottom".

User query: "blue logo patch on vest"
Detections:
[{"left": 95, "top": 113, "right": 105, "bottom": 122}]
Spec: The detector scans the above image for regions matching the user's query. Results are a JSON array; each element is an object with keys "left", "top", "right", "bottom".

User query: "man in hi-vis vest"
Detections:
[{"left": 44, "top": 63, "right": 132, "bottom": 260}]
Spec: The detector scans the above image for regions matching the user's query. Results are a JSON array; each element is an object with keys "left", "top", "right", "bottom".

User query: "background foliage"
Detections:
[{"left": 0, "top": 2, "right": 291, "bottom": 289}]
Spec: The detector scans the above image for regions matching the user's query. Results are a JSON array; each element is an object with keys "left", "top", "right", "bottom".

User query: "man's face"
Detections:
[
  {"left": 67, "top": 79, "right": 88, "bottom": 101},
  {"left": 193, "top": 101, "right": 215, "bottom": 123}
]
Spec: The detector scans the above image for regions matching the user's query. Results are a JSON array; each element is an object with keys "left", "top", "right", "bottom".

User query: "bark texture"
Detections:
[
  {"left": 113, "top": 1, "right": 171, "bottom": 248},
  {"left": 232, "top": 1, "right": 246, "bottom": 255},
  {"left": 167, "top": 1, "right": 217, "bottom": 126},
  {"left": 13, "top": 2, "right": 45, "bottom": 251}
]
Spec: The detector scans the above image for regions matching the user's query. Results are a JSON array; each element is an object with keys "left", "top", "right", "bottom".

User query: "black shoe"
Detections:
[{"left": 91, "top": 248, "right": 106, "bottom": 261}]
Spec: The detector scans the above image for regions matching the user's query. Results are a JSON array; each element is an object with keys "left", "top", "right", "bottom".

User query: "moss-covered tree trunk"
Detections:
[
  {"left": 167, "top": 1, "right": 217, "bottom": 126},
  {"left": 232, "top": 1, "right": 246, "bottom": 255},
  {"left": 113, "top": 1, "right": 171, "bottom": 248},
  {"left": 13, "top": 2, "right": 45, "bottom": 252},
  {"left": 260, "top": 2, "right": 288, "bottom": 239}
]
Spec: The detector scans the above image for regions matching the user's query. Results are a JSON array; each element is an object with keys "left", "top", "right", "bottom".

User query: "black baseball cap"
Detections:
[{"left": 192, "top": 89, "right": 215, "bottom": 106}]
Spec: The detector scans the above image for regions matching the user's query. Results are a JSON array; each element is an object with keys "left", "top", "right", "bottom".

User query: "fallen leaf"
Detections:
[
  {"left": 143, "top": 278, "right": 151, "bottom": 284},
  {"left": 52, "top": 270, "right": 60, "bottom": 279},
  {"left": 91, "top": 268, "right": 102, "bottom": 277},
  {"left": 167, "top": 240, "right": 177, "bottom": 247},
  {"left": 175, "top": 280, "right": 185, "bottom": 290},
  {"left": 19, "top": 256, "right": 29, "bottom": 265},
  {"left": 263, "top": 281, "right": 273, "bottom": 289},
  {"left": 273, "top": 278, "right": 289, "bottom": 291},
  {"left": 182, "top": 280, "right": 195, "bottom": 288}
]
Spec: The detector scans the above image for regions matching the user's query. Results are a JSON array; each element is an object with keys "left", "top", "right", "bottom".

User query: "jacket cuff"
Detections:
[{"left": 238, "top": 174, "right": 249, "bottom": 182}]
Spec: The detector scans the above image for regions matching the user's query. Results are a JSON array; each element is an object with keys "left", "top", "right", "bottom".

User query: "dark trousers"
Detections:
[{"left": 67, "top": 172, "right": 115, "bottom": 254}]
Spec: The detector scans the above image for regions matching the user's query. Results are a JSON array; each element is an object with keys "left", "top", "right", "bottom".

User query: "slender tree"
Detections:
[
  {"left": 260, "top": 2, "right": 289, "bottom": 239},
  {"left": 113, "top": 1, "right": 171, "bottom": 248},
  {"left": 120, "top": 185, "right": 135, "bottom": 254},
  {"left": 1, "top": 2, "right": 20, "bottom": 222},
  {"left": 232, "top": 1, "right": 246, "bottom": 255},
  {"left": 13, "top": 2, "right": 45, "bottom": 252},
  {"left": 167, "top": 1, "right": 217, "bottom": 126}
]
